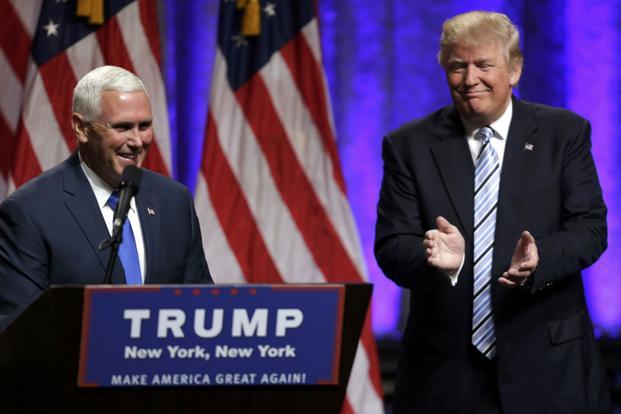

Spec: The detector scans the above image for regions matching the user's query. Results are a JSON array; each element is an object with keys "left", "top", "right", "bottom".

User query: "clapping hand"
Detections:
[
  {"left": 499, "top": 231, "right": 539, "bottom": 288},
  {"left": 423, "top": 216, "right": 465, "bottom": 274}
]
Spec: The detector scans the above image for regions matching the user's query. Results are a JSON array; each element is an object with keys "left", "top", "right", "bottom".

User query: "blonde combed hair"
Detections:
[{"left": 438, "top": 11, "right": 523, "bottom": 69}]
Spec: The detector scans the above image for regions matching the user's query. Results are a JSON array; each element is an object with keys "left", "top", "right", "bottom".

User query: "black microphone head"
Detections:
[{"left": 120, "top": 165, "right": 143, "bottom": 194}]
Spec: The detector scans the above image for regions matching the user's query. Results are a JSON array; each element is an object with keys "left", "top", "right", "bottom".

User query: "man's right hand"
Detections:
[{"left": 423, "top": 216, "right": 465, "bottom": 274}]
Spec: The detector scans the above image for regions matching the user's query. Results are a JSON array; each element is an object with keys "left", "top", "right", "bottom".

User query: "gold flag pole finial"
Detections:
[
  {"left": 237, "top": 0, "right": 261, "bottom": 37},
  {"left": 76, "top": 0, "right": 104, "bottom": 26}
]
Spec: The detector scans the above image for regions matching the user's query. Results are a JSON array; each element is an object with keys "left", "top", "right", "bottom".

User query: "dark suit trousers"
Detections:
[{"left": 457, "top": 347, "right": 503, "bottom": 414}]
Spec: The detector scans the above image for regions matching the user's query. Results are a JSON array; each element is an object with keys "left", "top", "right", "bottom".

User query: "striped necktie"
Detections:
[
  {"left": 107, "top": 191, "right": 142, "bottom": 285},
  {"left": 472, "top": 126, "right": 499, "bottom": 359}
]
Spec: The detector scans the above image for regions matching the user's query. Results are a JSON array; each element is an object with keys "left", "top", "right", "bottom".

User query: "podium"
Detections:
[{"left": 0, "top": 284, "right": 372, "bottom": 414}]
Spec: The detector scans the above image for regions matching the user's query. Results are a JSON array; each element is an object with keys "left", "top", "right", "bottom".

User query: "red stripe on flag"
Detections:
[
  {"left": 341, "top": 400, "right": 355, "bottom": 414},
  {"left": 96, "top": 16, "right": 136, "bottom": 71},
  {"left": 280, "top": 33, "right": 347, "bottom": 193},
  {"left": 235, "top": 74, "right": 360, "bottom": 281},
  {"left": 203, "top": 110, "right": 283, "bottom": 283},
  {"left": 38, "top": 54, "right": 78, "bottom": 152},
  {"left": 11, "top": 120, "right": 42, "bottom": 188},
  {"left": 0, "top": 0, "right": 32, "bottom": 84},
  {"left": 283, "top": 30, "right": 384, "bottom": 401},
  {"left": 137, "top": 0, "right": 162, "bottom": 66},
  {"left": 142, "top": 137, "right": 169, "bottom": 176},
  {"left": 359, "top": 308, "right": 384, "bottom": 397},
  {"left": 0, "top": 114, "right": 14, "bottom": 178}
]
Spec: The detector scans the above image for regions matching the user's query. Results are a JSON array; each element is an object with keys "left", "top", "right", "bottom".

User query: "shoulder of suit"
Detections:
[
  {"left": 384, "top": 106, "right": 451, "bottom": 144},
  {"left": 140, "top": 168, "right": 190, "bottom": 195},
  {"left": 2, "top": 158, "right": 69, "bottom": 207},
  {"left": 516, "top": 99, "right": 588, "bottom": 128}
]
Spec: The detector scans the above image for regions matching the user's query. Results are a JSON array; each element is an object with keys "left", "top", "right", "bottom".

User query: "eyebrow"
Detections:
[
  {"left": 109, "top": 120, "right": 153, "bottom": 128},
  {"left": 448, "top": 57, "right": 496, "bottom": 64}
]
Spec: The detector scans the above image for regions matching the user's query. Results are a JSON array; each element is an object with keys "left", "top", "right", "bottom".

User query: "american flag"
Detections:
[
  {"left": 0, "top": 0, "right": 170, "bottom": 199},
  {"left": 194, "top": 1, "right": 384, "bottom": 413}
]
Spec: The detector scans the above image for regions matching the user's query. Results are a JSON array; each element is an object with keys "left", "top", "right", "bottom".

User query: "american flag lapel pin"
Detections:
[
  {"left": 147, "top": 207, "right": 156, "bottom": 216},
  {"left": 524, "top": 142, "right": 534, "bottom": 151}
]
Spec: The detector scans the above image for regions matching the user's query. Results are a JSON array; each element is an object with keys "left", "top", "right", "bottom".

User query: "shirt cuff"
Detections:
[{"left": 448, "top": 254, "right": 465, "bottom": 286}]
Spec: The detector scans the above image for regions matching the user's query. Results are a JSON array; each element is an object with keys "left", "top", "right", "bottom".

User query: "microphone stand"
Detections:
[{"left": 99, "top": 229, "right": 123, "bottom": 285}]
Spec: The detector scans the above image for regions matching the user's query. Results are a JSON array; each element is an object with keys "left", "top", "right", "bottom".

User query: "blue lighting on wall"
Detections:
[{"left": 565, "top": 0, "right": 621, "bottom": 337}]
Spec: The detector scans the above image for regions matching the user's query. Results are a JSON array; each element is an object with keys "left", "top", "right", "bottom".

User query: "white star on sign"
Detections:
[
  {"left": 264, "top": 2, "right": 276, "bottom": 17},
  {"left": 43, "top": 20, "right": 60, "bottom": 37}
]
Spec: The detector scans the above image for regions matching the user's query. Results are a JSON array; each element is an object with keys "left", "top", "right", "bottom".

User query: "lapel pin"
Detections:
[
  {"left": 147, "top": 207, "right": 156, "bottom": 216},
  {"left": 524, "top": 142, "right": 534, "bottom": 151}
]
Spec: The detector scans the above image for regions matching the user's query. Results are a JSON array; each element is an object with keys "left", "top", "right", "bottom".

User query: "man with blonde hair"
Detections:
[
  {"left": 375, "top": 11, "right": 610, "bottom": 413},
  {"left": 0, "top": 66, "right": 213, "bottom": 331}
]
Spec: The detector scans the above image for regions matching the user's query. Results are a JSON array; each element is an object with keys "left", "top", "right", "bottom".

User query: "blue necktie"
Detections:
[
  {"left": 472, "top": 126, "right": 499, "bottom": 359},
  {"left": 107, "top": 191, "right": 142, "bottom": 285}
]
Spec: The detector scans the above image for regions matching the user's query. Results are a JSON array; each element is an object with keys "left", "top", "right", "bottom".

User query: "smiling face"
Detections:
[
  {"left": 445, "top": 42, "right": 522, "bottom": 128},
  {"left": 73, "top": 90, "right": 153, "bottom": 188}
]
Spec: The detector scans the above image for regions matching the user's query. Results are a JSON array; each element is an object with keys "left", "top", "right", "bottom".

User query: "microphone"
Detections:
[{"left": 111, "top": 165, "right": 143, "bottom": 238}]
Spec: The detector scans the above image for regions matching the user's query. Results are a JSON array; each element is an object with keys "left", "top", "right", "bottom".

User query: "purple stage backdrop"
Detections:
[{"left": 160, "top": 0, "right": 621, "bottom": 337}]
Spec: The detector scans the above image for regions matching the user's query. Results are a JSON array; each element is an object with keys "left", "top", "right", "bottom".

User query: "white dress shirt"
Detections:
[
  {"left": 79, "top": 155, "right": 147, "bottom": 282},
  {"left": 466, "top": 100, "right": 512, "bottom": 169}
]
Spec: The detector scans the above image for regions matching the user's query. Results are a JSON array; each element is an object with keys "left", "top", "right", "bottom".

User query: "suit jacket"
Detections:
[
  {"left": 0, "top": 152, "right": 212, "bottom": 331},
  {"left": 375, "top": 98, "right": 610, "bottom": 413}
]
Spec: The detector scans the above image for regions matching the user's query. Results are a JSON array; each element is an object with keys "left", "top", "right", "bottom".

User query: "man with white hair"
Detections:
[
  {"left": 375, "top": 11, "right": 610, "bottom": 413},
  {"left": 0, "top": 66, "right": 212, "bottom": 331}
]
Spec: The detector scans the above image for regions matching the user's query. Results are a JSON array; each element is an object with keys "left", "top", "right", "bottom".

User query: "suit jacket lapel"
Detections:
[
  {"left": 136, "top": 178, "right": 160, "bottom": 284},
  {"left": 430, "top": 107, "right": 475, "bottom": 243},
  {"left": 493, "top": 98, "right": 539, "bottom": 275},
  {"left": 62, "top": 153, "right": 125, "bottom": 283}
]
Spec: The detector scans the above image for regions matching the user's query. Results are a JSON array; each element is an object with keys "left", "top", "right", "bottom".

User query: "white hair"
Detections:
[{"left": 72, "top": 65, "right": 148, "bottom": 121}]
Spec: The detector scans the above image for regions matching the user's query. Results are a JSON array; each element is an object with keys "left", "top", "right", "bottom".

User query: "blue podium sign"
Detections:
[{"left": 78, "top": 285, "right": 345, "bottom": 387}]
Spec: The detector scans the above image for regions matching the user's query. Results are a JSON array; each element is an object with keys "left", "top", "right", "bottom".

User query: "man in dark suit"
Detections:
[
  {"left": 375, "top": 11, "right": 610, "bottom": 414},
  {"left": 0, "top": 66, "right": 213, "bottom": 332}
]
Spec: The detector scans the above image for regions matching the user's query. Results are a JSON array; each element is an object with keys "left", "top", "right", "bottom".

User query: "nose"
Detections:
[
  {"left": 463, "top": 64, "right": 479, "bottom": 87},
  {"left": 126, "top": 127, "right": 144, "bottom": 148}
]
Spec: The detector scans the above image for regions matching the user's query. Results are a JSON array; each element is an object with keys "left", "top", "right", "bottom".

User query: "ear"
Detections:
[
  {"left": 72, "top": 113, "right": 89, "bottom": 144},
  {"left": 509, "top": 59, "right": 523, "bottom": 87}
]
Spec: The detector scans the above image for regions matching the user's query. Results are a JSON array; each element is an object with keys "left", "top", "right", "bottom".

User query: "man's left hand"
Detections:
[{"left": 499, "top": 231, "right": 539, "bottom": 288}]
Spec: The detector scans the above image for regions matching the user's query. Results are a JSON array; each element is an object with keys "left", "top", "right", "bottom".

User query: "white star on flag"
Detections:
[
  {"left": 264, "top": 2, "right": 276, "bottom": 17},
  {"left": 43, "top": 20, "right": 60, "bottom": 37}
]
